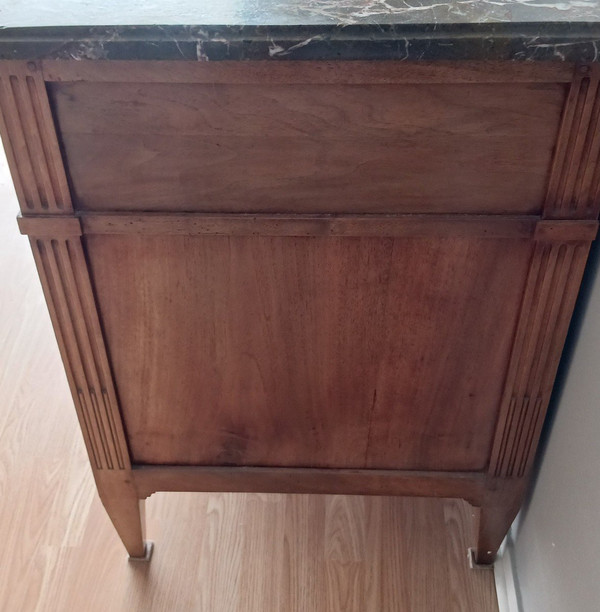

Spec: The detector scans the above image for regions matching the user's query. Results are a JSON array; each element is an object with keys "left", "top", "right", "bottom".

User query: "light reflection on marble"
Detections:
[
  {"left": 1, "top": 0, "right": 600, "bottom": 62},
  {"left": 1, "top": 0, "right": 600, "bottom": 27}
]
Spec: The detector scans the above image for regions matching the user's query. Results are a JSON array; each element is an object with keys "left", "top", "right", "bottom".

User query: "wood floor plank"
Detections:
[
  {"left": 324, "top": 496, "right": 368, "bottom": 612},
  {"left": 282, "top": 495, "right": 327, "bottom": 612},
  {"left": 0, "top": 150, "right": 498, "bottom": 611}
]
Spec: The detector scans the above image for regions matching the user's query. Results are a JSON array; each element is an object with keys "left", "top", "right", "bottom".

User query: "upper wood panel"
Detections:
[
  {"left": 86, "top": 234, "right": 533, "bottom": 471},
  {"left": 49, "top": 80, "right": 565, "bottom": 214}
]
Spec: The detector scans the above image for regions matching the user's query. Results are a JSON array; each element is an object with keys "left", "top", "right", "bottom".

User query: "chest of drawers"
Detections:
[{"left": 2, "top": 19, "right": 599, "bottom": 566}]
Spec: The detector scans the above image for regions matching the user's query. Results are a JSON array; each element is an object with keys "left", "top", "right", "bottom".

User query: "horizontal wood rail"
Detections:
[
  {"left": 17, "top": 212, "right": 600, "bottom": 241},
  {"left": 17, "top": 214, "right": 82, "bottom": 236},
  {"left": 132, "top": 465, "right": 488, "bottom": 505},
  {"left": 79, "top": 213, "right": 538, "bottom": 238},
  {"left": 534, "top": 219, "right": 599, "bottom": 242}
]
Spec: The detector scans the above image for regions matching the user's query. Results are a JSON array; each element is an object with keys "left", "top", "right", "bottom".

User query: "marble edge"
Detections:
[{"left": 1, "top": 23, "right": 600, "bottom": 62}]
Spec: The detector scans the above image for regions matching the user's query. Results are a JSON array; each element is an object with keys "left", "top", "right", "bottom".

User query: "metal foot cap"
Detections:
[
  {"left": 128, "top": 540, "right": 154, "bottom": 563},
  {"left": 468, "top": 548, "right": 494, "bottom": 570}
]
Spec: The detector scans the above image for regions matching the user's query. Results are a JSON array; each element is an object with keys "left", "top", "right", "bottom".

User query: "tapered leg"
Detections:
[
  {"left": 472, "top": 480, "right": 525, "bottom": 565},
  {"left": 96, "top": 472, "right": 150, "bottom": 559},
  {"left": 101, "top": 494, "right": 147, "bottom": 558},
  {"left": 472, "top": 504, "right": 517, "bottom": 565}
]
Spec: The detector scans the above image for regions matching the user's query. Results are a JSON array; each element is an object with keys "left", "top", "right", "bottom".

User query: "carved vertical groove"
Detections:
[
  {"left": 490, "top": 241, "right": 589, "bottom": 477},
  {"left": 30, "top": 236, "right": 129, "bottom": 470},
  {"left": 545, "top": 65, "right": 600, "bottom": 219},
  {"left": 0, "top": 62, "right": 71, "bottom": 213}
]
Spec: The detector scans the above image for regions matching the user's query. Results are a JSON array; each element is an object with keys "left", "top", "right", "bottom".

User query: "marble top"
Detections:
[{"left": 1, "top": 0, "right": 600, "bottom": 62}]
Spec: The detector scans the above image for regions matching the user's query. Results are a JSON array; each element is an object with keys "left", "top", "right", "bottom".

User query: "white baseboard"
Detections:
[{"left": 494, "top": 538, "right": 521, "bottom": 612}]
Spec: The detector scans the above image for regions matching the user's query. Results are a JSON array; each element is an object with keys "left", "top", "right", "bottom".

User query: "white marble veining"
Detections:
[{"left": 2, "top": 0, "right": 600, "bottom": 63}]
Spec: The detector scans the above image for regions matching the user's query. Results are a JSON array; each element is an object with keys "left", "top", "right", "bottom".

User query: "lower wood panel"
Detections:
[{"left": 85, "top": 234, "right": 533, "bottom": 471}]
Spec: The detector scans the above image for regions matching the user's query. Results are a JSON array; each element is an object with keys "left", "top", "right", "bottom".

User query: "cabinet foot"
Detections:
[
  {"left": 471, "top": 480, "right": 525, "bottom": 566},
  {"left": 468, "top": 547, "right": 494, "bottom": 570},
  {"left": 472, "top": 503, "right": 515, "bottom": 566},
  {"left": 128, "top": 540, "right": 154, "bottom": 563}
]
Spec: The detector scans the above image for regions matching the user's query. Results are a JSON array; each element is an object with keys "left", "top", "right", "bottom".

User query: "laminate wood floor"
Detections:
[{"left": 0, "top": 152, "right": 498, "bottom": 611}]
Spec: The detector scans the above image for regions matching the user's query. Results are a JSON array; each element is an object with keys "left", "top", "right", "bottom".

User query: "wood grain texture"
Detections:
[
  {"left": 17, "top": 213, "right": 82, "bottom": 237},
  {"left": 0, "top": 61, "right": 71, "bottom": 214},
  {"left": 444, "top": 500, "right": 498, "bottom": 606},
  {"left": 472, "top": 478, "right": 528, "bottom": 566},
  {"left": 28, "top": 235, "right": 129, "bottom": 471},
  {"left": 85, "top": 234, "right": 533, "bottom": 471},
  {"left": 8, "top": 494, "right": 498, "bottom": 612},
  {"left": 28, "top": 229, "right": 149, "bottom": 556},
  {"left": 0, "top": 159, "right": 499, "bottom": 610},
  {"left": 79, "top": 212, "right": 538, "bottom": 238},
  {"left": 534, "top": 219, "right": 598, "bottom": 242},
  {"left": 545, "top": 64, "right": 600, "bottom": 220},
  {"left": 40, "top": 59, "right": 573, "bottom": 85},
  {"left": 490, "top": 241, "right": 590, "bottom": 478},
  {"left": 19, "top": 212, "right": 599, "bottom": 242},
  {"left": 94, "top": 471, "right": 147, "bottom": 558},
  {"left": 49, "top": 79, "right": 565, "bottom": 215},
  {"left": 2, "top": 55, "right": 596, "bottom": 575},
  {"left": 133, "top": 465, "right": 486, "bottom": 505}
]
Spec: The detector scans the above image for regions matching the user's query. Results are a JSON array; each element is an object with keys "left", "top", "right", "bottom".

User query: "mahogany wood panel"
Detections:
[
  {"left": 85, "top": 234, "right": 533, "bottom": 471},
  {"left": 0, "top": 62, "right": 71, "bottom": 214},
  {"left": 49, "top": 80, "right": 565, "bottom": 214}
]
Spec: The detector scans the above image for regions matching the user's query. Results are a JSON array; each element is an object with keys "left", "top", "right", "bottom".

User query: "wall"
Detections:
[{"left": 511, "top": 240, "right": 600, "bottom": 612}]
